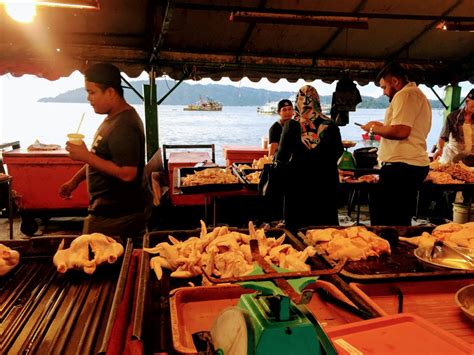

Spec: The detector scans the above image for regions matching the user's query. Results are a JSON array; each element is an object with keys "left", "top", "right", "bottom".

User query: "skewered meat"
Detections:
[
  {"left": 0, "top": 244, "right": 20, "bottom": 276},
  {"left": 145, "top": 220, "right": 316, "bottom": 281},
  {"left": 53, "top": 233, "right": 124, "bottom": 274}
]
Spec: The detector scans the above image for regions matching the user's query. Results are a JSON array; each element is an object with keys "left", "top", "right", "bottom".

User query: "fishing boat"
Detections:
[
  {"left": 184, "top": 97, "right": 223, "bottom": 111},
  {"left": 257, "top": 101, "right": 278, "bottom": 115}
]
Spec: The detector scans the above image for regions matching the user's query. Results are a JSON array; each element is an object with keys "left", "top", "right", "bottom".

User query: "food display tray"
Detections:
[
  {"left": 326, "top": 313, "right": 472, "bottom": 354},
  {"left": 348, "top": 279, "right": 474, "bottom": 345},
  {"left": 231, "top": 163, "right": 262, "bottom": 188},
  {"left": 177, "top": 166, "right": 243, "bottom": 194},
  {"left": 295, "top": 226, "right": 474, "bottom": 281}
]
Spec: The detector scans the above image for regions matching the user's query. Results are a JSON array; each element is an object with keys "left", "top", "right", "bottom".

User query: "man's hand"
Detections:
[
  {"left": 59, "top": 180, "right": 79, "bottom": 199},
  {"left": 432, "top": 149, "right": 443, "bottom": 160},
  {"left": 361, "top": 121, "right": 383, "bottom": 133},
  {"left": 66, "top": 141, "right": 90, "bottom": 163}
]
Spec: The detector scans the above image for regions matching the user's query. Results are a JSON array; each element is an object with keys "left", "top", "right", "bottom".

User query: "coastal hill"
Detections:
[{"left": 39, "top": 80, "right": 443, "bottom": 109}]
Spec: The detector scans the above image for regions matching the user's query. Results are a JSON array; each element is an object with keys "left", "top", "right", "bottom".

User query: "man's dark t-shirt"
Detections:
[
  {"left": 87, "top": 108, "right": 149, "bottom": 217},
  {"left": 269, "top": 121, "right": 283, "bottom": 144}
]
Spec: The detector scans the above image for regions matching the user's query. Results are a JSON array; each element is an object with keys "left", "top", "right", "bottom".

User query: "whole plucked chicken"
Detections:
[
  {"left": 0, "top": 243, "right": 20, "bottom": 276},
  {"left": 53, "top": 233, "right": 124, "bottom": 274}
]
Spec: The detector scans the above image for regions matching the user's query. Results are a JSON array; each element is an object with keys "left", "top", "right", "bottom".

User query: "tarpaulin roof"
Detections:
[{"left": 1, "top": 0, "right": 473, "bottom": 85}]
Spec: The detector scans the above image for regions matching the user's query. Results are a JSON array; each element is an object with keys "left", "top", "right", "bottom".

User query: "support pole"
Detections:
[
  {"left": 144, "top": 76, "right": 159, "bottom": 161},
  {"left": 443, "top": 84, "right": 461, "bottom": 120}
]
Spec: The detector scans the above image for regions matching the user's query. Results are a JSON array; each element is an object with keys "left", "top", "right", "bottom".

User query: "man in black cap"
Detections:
[
  {"left": 59, "top": 62, "right": 152, "bottom": 239},
  {"left": 268, "top": 99, "right": 294, "bottom": 156}
]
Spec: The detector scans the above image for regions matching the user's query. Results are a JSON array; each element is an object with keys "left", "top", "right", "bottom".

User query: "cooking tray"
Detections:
[
  {"left": 0, "top": 236, "right": 131, "bottom": 354},
  {"left": 295, "top": 226, "right": 474, "bottom": 281},
  {"left": 177, "top": 166, "right": 243, "bottom": 194},
  {"left": 349, "top": 279, "right": 474, "bottom": 345}
]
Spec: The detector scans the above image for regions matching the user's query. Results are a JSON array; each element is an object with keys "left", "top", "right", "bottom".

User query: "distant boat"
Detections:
[
  {"left": 257, "top": 101, "right": 278, "bottom": 115},
  {"left": 184, "top": 97, "right": 222, "bottom": 111}
]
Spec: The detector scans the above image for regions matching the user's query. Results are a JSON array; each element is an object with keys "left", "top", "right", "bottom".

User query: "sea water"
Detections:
[{"left": 1, "top": 103, "right": 443, "bottom": 164}]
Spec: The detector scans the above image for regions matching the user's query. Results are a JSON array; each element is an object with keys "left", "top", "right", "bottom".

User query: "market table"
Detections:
[
  {"left": 172, "top": 170, "right": 258, "bottom": 225},
  {"left": 341, "top": 178, "right": 474, "bottom": 225}
]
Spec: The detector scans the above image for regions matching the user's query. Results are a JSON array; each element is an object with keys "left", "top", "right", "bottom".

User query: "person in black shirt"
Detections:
[
  {"left": 59, "top": 63, "right": 152, "bottom": 239},
  {"left": 268, "top": 99, "right": 294, "bottom": 156}
]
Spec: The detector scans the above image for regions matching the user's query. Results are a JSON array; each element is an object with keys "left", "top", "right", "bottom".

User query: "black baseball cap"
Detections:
[
  {"left": 84, "top": 63, "right": 122, "bottom": 91},
  {"left": 278, "top": 99, "right": 293, "bottom": 112}
]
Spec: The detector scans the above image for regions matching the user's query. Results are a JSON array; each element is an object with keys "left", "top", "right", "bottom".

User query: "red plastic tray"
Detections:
[
  {"left": 349, "top": 279, "right": 474, "bottom": 345},
  {"left": 326, "top": 313, "right": 472, "bottom": 354},
  {"left": 169, "top": 281, "right": 363, "bottom": 354}
]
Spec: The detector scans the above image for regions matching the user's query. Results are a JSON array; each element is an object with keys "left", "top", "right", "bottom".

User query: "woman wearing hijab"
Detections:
[{"left": 275, "top": 85, "right": 344, "bottom": 231}]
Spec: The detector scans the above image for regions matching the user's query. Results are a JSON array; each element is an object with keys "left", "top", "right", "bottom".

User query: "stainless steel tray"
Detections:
[{"left": 177, "top": 166, "right": 243, "bottom": 194}]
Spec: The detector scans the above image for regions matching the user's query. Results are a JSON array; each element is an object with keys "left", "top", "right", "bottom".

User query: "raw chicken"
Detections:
[
  {"left": 145, "top": 220, "right": 316, "bottom": 281},
  {"left": 400, "top": 222, "right": 474, "bottom": 250},
  {"left": 53, "top": 233, "right": 124, "bottom": 274},
  {"left": 305, "top": 226, "right": 391, "bottom": 261},
  {"left": 0, "top": 244, "right": 20, "bottom": 276}
]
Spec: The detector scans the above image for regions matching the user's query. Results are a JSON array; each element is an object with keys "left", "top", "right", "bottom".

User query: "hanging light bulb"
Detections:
[{"left": 5, "top": 1, "right": 37, "bottom": 23}]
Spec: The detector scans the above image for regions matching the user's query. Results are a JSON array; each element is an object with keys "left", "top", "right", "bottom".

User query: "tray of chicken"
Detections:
[
  {"left": 0, "top": 234, "right": 135, "bottom": 354},
  {"left": 141, "top": 220, "right": 381, "bottom": 354},
  {"left": 295, "top": 224, "right": 474, "bottom": 281},
  {"left": 177, "top": 166, "right": 243, "bottom": 193},
  {"left": 231, "top": 162, "right": 262, "bottom": 188}
]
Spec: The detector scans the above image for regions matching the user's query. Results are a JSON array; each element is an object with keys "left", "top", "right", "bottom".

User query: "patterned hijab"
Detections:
[{"left": 294, "top": 85, "right": 331, "bottom": 149}]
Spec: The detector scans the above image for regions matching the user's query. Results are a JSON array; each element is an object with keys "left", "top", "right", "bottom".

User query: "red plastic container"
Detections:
[
  {"left": 222, "top": 146, "right": 267, "bottom": 166},
  {"left": 349, "top": 279, "right": 474, "bottom": 345},
  {"left": 3, "top": 149, "right": 88, "bottom": 210},
  {"left": 326, "top": 313, "right": 472, "bottom": 354},
  {"left": 169, "top": 281, "right": 363, "bottom": 354}
]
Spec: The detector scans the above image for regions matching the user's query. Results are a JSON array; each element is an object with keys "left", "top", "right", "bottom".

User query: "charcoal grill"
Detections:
[{"left": 0, "top": 236, "right": 135, "bottom": 354}]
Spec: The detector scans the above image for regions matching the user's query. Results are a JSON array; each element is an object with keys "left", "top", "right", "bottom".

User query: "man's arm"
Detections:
[
  {"left": 361, "top": 121, "right": 411, "bottom": 140},
  {"left": 269, "top": 143, "right": 278, "bottom": 156},
  {"left": 59, "top": 164, "right": 87, "bottom": 199},
  {"left": 66, "top": 142, "right": 137, "bottom": 182},
  {"left": 433, "top": 138, "right": 446, "bottom": 160}
]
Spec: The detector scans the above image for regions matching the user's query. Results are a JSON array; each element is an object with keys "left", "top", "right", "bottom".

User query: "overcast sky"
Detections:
[{"left": 0, "top": 71, "right": 472, "bottom": 104}]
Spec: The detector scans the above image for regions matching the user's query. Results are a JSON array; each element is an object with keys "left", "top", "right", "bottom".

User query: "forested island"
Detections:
[{"left": 39, "top": 80, "right": 444, "bottom": 109}]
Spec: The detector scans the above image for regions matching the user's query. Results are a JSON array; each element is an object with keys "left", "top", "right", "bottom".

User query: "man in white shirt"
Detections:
[{"left": 361, "top": 63, "right": 432, "bottom": 225}]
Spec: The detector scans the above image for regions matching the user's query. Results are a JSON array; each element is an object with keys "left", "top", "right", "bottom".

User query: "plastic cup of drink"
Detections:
[{"left": 67, "top": 133, "right": 85, "bottom": 145}]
